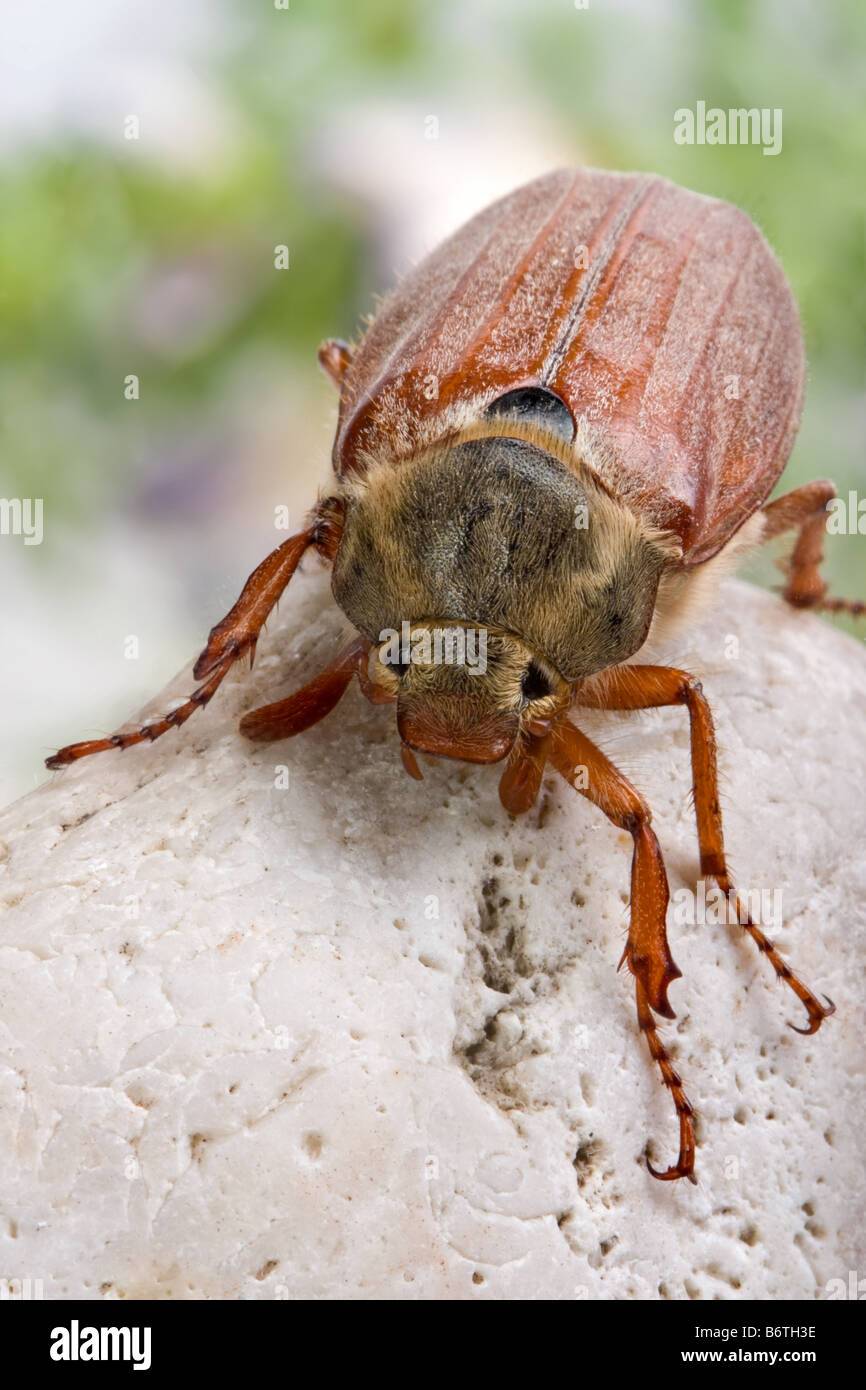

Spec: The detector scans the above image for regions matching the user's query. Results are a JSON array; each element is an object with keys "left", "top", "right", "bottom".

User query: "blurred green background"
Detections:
[{"left": 1, "top": 0, "right": 863, "bottom": 804}]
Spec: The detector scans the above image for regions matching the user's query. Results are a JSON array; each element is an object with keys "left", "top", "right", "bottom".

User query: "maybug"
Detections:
[{"left": 48, "top": 168, "right": 863, "bottom": 1182}]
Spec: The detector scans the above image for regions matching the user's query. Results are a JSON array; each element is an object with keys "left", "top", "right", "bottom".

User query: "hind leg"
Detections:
[{"left": 761, "top": 480, "right": 866, "bottom": 616}]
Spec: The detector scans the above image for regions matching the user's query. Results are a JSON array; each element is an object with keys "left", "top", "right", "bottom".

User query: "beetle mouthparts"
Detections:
[{"left": 396, "top": 694, "right": 519, "bottom": 764}]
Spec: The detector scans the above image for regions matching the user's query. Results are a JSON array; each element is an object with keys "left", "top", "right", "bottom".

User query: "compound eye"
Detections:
[
  {"left": 521, "top": 662, "right": 553, "bottom": 702},
  {"left": 485, "top": 386, "right": 575, "bottom": 441}
]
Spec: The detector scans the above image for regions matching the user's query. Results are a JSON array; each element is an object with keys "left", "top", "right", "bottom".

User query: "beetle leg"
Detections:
[
  {"left": 635, "top": 976, "right": 696, "bottom": 1182},
  {"left": 356, "top": 659, "right": 398, "bottom": 707},
  {"left": 46, "top": 502, "right": 344, "bottom": 769},
  {"left": 45, "top": 654, "right": 239, "bottom": 768},
  {"left": 548, "top": 719, "right": 695, "bottom": 1182},
  {"left": 400, "top": 743, "right": 424, "bottom": 781},
  {"left": 498, "top": 730, "right": 551, "bottom": 814},
  {"left": 239, "top": 636, "right": 369, "bottom": 742},
  {"left": 317, "top": 338, "right": 353, "bottom": 388},
  {"left": 193, "top": 500, "right": 343, "bottom": 681},
  {"left": 761, "top": 480, "right": 866, "bottom": 617},
  {"left": 577, "top": 666, "right": 835, "bottom": 1035}
]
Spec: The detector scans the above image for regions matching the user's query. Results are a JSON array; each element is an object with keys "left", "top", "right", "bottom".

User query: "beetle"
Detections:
[{"left": 48, "top": 168, "right": 863, "bottom": 1182}]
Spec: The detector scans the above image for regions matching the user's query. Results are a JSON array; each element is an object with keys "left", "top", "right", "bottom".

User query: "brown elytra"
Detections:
[{"left": 49, "top": 169, "right": 861, "bottom": 1183}]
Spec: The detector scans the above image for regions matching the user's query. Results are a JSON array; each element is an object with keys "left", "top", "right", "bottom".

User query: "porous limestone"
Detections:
[{"left": 0, "top": 573, "right": 863, "bottom": 1300}]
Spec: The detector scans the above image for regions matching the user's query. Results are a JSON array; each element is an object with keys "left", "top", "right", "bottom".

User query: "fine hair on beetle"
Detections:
[
  {"left": 47, "top": 167, "right": 862, "bottom": 1184},
  {"left": 377, "top": 621, "right": 489, "bottom": 675},
  {"left": 334, "top": 416, "right": 682, "bottom": 751}
]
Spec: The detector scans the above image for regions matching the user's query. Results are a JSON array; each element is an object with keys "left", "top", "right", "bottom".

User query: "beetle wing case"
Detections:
[{"left": 332, "top": 168, "right": 804, "bottom": 569}]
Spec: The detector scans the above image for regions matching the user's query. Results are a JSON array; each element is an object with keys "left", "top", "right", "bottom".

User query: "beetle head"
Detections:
[
  {"left": 367, "top": 621, "right": 570, "bottom": 764},
  {"left": 333, "top": 420, "right": 682, "bottom": 768}
]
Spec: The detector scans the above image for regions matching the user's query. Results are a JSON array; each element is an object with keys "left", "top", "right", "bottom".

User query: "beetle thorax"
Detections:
[{"left": 332, "top": 421, "right": 680, "bottom": 687}]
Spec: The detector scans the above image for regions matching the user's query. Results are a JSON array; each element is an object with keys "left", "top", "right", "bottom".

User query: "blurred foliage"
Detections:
[
  {"left": 522, "top": 0, "right": 866, "bottom": 382},
  {"left": 0, "top": 143, "right": 364, "bottom": 511},
  {"left": 0, "top": 0, "right": 862, "bottom": 602}
]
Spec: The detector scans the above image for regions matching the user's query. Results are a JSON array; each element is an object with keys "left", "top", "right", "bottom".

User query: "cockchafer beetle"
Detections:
[{"left": 48, "top": 168, "right": 864, "bottom": 1183}]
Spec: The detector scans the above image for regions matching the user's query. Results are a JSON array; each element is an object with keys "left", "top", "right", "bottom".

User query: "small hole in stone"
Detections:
[{"left": 303, "top": 1132, "right": 324, "bottom": 1159}]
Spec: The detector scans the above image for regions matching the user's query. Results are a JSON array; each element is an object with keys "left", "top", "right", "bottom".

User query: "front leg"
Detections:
[
  {"left": 193, "top": 498, "right": 344, "bottom": 681},
  {"left": 548, "top": 719, "right": 695, "bottom": 1183},
  {"left": 577, "top": 665, "right": 835, "bottom": 1035},
  {"left": 239, "top": 636, "right": 369, "bottom": 742},
  {"left": 46, "top": 500, "right": 344, "bottom": 769}
]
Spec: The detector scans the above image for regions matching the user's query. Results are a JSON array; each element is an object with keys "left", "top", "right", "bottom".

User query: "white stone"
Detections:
[{"left": 0, "top": 573, "right": 863, "bottom": 1300}]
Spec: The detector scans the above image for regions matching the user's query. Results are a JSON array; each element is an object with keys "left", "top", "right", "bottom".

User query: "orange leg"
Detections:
[
  {"left": 761, "top": 480, "right": 866, "bottom": 617},
  {"left": 498, "top": 731, "right": 551, "bottom": 814},
  {"left": 194, "top": 498, "right": 343, "bottom": 681},
  {"left": 239, "top": 636, "right": 369, "bottom": 741},
  {"left": 548, "top": 719, "right": 695, "bottom": 1182},
  {"left": 46, "top": 501, "right": 344, "bottom": 769},
  {"left": 317, "top": 338, "right": 353, "bottom": 388},
  {"left": 577, "top": 665, "right": 835, "bottom": 1035},
  {"left": 635, "top": 976, "right": 696, "bottom": 1183}
]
